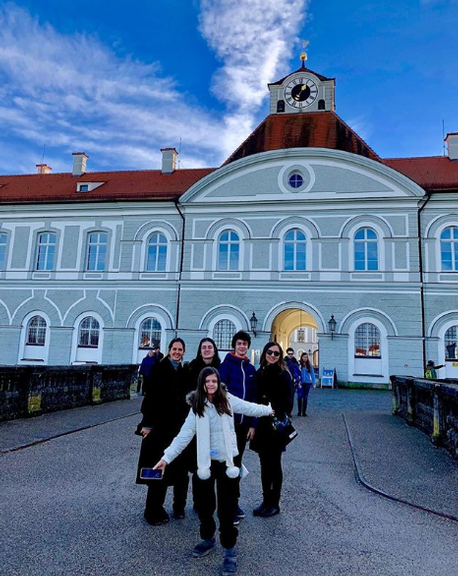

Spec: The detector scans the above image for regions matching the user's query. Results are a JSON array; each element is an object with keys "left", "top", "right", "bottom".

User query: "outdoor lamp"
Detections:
[
  {"left": 328, "top": 315, "right": 337, "bottom": 340},
  {"left": 250, "top": 312, "right": 258, "bottom": 337}
]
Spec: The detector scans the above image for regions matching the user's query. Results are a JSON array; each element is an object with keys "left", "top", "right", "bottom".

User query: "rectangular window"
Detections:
[{"left": 87, "top": 233, "right": 108, "bottom": 271}]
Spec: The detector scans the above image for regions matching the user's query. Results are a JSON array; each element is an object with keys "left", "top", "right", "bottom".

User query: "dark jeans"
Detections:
[
  {"left": 194, "top": 461, "right": 238, "bottom": 549},
  {"left": 297, "top": 382, "right": 312, "bottom": 415},
  {"left": 234, "top": 422, "right": 250, "bottom": 501},
  {"left": 145, "top": 471, "right": 189, "bottom": 518},
  {"left": 259, "top": 448, "right": 283, "bottom": 507}
]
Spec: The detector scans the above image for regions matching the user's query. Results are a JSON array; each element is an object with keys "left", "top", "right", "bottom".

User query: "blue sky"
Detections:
[{"left": 0, "top": 0, "right": 457, "bottom": 175}]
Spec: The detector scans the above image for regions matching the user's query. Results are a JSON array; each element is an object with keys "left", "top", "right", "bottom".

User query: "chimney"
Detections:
[
  {"left": 161, "top": 148, "right": 178, "bottom": 174},
  {"left": 36, "top": 164, "right": 52, "bottom": 174},
  {"left": 445, "top": 133, "right": 458, "bottom": 160},
  {"left": 72, "top": 152, "right": 89, "bottom": 176}
]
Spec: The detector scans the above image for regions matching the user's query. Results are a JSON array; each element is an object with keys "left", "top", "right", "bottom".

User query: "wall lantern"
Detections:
[
  {"left": 250, "top": 312, "right": 258, "bottom": 337},
  {"left": 328, "top": 315, "right": 337, "bottom": 340}
]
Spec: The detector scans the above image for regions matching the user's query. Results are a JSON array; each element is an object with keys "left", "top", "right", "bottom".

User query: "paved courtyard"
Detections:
[{"left": 1, "top": 389, "right": 458, "bottom": 576}]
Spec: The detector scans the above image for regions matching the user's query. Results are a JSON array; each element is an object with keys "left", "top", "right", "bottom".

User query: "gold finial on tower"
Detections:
[{"left": 300, "top": 40, "right": 309, "bottom": 68}]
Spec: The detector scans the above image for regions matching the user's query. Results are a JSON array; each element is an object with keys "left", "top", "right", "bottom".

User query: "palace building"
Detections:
[{"left": 1, "top": 58, "right": 457, "bottom": 386}]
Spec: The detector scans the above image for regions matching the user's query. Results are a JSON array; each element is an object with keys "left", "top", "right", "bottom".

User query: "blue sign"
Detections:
[{"left": 321, "top": 368, "right": 336, "bottom": 388}]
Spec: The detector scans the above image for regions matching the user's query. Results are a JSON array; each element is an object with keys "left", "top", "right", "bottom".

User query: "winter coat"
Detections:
[
  {"left": 162, "top": 392, "right": 272, "bottom": 479},
  {"left": 136, "top": 357, "right": 193, "bottom": 485},
  {"left": 250, "top": 364, "right": 292, "bottom": 454},
  {"left": 138, "top": 352, "right": 163, "bottom": 378},
  {"left": 218, "top": 353, "right": 257, "bottom": 426}
]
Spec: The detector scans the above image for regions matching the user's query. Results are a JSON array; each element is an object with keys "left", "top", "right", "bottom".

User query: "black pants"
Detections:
[
  {"left": 233, "top": 421, "right": 249, "bottom": 500},
  {"left": 194, "top": 462, "right": 238, "bottom": 549},
  {"left": 259, "top": 448, "right": 283, "bottom": 507},
  {"left": 145, "top": 471, "right": 189, "bottom": 518}
]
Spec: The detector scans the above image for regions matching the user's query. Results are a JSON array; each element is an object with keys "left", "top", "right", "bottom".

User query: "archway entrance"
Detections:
[{"left": 270, "top": 308, "right": 319, "bottom": 367}]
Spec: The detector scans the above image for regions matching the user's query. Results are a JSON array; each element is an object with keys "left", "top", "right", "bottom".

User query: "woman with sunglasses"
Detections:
[{"left": 250, "top": 341, "right": 292, "bottom": 518}]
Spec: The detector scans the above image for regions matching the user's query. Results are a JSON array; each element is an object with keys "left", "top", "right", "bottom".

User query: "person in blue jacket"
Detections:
[
  {"left": 298, "top": 351, "right": 316, "bottom": 416},
  {"left": 218, "top": 330, "right": 257, "bottom": 524}
]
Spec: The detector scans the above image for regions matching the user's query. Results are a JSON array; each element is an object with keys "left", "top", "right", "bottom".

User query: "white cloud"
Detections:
[
  {"left": 198, "top": 0, "right": 310, "bottom": 156},
  {"left": 0, "top": 3, "right": 223, "bottom": 173}
]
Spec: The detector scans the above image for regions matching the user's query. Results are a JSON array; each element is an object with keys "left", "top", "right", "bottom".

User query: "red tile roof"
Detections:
[
  {"left": 383, "top": 157, "right": 458, "bottom": 191},
  {"left": 223, "top": 111, "right": 381, "bottom": 165},
  {"left": 0, "top": 168, "right": 215, "bottom": 204}
]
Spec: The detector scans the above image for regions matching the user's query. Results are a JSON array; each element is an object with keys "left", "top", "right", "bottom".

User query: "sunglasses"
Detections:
[{"left": 266, "top": 350, "right": 281, "bottom": 357}]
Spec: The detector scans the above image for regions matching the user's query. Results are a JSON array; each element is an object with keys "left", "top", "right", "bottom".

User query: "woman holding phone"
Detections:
[
  {"left": 136, "top": 337, "right": 191, "bottom": 525},
  {"left": 153, "top": 367, "right": 273, "bottom": 576}
]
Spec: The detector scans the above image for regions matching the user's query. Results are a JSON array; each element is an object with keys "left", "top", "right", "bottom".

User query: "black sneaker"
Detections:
[
  {"left": 235, "top": 506, "right": 245, "bottom": 519},
  {"left": 193, "top": 538, "right": 216, "bottom": 558},
  {"left": 260, "top": 506, "right": 280, "bottom": 518},
  {"left": 253, "top": 503, "right": 267, "bottom": 517},
  {"left": 144, "top": 508, "right": 170, "bottom": 526},
  {"left": 223, "top": 548, "right": 237, "bottom": 575}
]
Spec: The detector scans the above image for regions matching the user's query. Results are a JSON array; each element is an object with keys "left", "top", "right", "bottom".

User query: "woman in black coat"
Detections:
[
  {"left": 136, "top": 337, "right": 192, "bottom": 525},
  {"left": 250, "top": 341, "right": 292, "bottom": 518}
]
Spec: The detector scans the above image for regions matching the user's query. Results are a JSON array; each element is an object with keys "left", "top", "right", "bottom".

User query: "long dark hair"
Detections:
[
  {"left": 192, "top": 367, "right": 232, "bottom": 417},
  {"left": 300, "top": 352, "right": 311, "bottom": 371},
  {"left": 195, "top": 337, "right": 221, "bottom": 366},
  {"left": 259, "top": 341, "right": 287, "bottom": 371}
]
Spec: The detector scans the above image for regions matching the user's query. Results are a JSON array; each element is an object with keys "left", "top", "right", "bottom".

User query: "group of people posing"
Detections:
[{"left": 135, "top": 332, "right": 316, "bottom": 576}]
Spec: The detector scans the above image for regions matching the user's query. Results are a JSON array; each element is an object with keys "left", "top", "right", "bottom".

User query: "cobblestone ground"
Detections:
[{"left": 1, "top": 389, "right": 458, "bottom": 576}]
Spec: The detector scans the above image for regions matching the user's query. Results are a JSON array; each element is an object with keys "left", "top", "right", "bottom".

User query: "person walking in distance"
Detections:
[
  {"left": 298, "top": 352, "right": 316, "bottom": 416},
  {"left": 153, "top": 367, "right": 273, "bottom": 576},
  {"left": 218, "top": 331, "right": 257, "bottom": 525}
]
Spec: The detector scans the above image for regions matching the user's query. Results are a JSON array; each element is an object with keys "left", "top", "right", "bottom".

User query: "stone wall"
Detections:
[
  {"left": 391, "top": 375, "right": 458, "bottom": 460},
  {"left": 0, "top": 365, "right": 137, "bottom": 422}
]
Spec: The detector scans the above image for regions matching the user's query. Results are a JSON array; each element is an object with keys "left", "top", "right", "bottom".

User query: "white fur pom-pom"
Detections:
[
  {"left": 197, "top": 467, "right": 211, "bottom": 480},
  {"left": 225, "top": 466, "right": 240, "bottom": 479}
]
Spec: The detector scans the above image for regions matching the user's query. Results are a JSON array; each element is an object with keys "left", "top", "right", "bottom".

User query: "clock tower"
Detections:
[{"left": 268, "top": 51, "right": 335, "bottom": 114}]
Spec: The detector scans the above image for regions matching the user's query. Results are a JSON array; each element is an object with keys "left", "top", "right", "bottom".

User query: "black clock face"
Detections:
[
  {"left": 291, "top": 83, "right": 311, "bottom": 102},
  {"left": 284, "top": 77, "right": 318, "bottom": 109}
]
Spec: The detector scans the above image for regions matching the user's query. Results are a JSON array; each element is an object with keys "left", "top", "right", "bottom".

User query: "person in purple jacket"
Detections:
[{"left": 218, "top": 330, "right": 257, "bottom": 525}]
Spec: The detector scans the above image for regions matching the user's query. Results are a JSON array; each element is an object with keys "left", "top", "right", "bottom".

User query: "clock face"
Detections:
[{"left": 284, "top": 77, "right": 318, "bottom": 109}]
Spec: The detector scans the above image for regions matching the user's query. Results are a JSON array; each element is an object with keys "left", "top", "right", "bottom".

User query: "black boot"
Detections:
[{"left": 297, "top": 398, "right": 302, "bottom": 417}]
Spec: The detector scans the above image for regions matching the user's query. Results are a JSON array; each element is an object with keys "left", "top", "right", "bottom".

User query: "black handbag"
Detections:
[{"left": 272, "top": 416, "right": 298, "bottom": 445}]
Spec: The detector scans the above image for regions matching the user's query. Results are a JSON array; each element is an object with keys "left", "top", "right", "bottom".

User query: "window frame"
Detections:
[
  {"left": 440, "top": 226, "right": 458, "bottom": 272},
  {"left": 354, "top": 227, "right": 379, "bottom": 271},
  {"left": 36, "top": 232, "right": 57, "bottom": 271},
  {"left": 138, "top": 317, "right": 162, "bottom": 349},
  {"left": 213, "top": 319, "right": 236, "bottom": 351},
  {"left": 217, "top": 230, "right": 240, "bottom": 271},
  {"left": 146, "top": 232, "right": 168, "bottom": 272},
  {"left": 26, "top": 315, "right": 47, "bottom": 346},
  {"left": 77, "top": 316, "right": 101, "bottom": 348},
  {"left": 283, "top": 228, "right": 307, "bottom": 271},
  {"left": 445, "top": 326, "right": 458, "bottom": 361},
  {"left": 86, "top": 231, "right": 108, "bottom": 271},
  {"left": 354, "top": 322, "right": 381, "bottom": 359},
  {"left": 0, "top": 232, "right": 7, "bottom": 270}
]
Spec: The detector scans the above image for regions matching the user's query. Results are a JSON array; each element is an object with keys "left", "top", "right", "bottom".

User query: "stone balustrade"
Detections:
[
  {"left": 391, "top": 375, "right": 458, "bottom": 460},
  {"left": 0, "top": 365, "right": 138, "bottom": 422}
]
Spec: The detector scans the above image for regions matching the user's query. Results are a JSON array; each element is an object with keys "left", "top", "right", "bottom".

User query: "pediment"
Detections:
[{"left": 180, "top": 148, "right": 425, "bottom": 205}]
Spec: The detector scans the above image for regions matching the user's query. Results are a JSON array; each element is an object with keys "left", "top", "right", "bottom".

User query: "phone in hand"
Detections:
[{"left": 140, "top": 468, "right": 163, "bottom": 480}]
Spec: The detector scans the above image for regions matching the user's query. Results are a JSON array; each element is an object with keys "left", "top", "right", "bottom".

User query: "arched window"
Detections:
[
  {"left": 87, "top": 232, "right": 108, "bottom": 271},
  {"left": 440, "top": 226, "right": 458, "bottom": 271},
  {"left": 217, "top": 231, "right": 240, "bottom": 271},
  {"left": 445, "top": 326, "right": 458, "bottom": 360},
  {"left": 354, "top": 228, "right": 378, "bottom": 271},
  {"left": 213, "top": 319, "right": 236, "bottom": 350},
  {"left": 284, "top": 229, "right": 306, "bottom": 271},
  {"left": 36, "top": 232, "right": 56, "bottom": 271},
  {"left": 0, "top": 233, "right": 7, "bottom": 270},
  {"left": 354, "top": 323, "right": 381, "bottom": 358},
  {"left": 139, "top": 318, "right": 162, "bottom": 349},
  {"left": 78, "top": 316, "right": 100, "bottom": 347},
  {"left": 146, "top": 233, "right": 167, "bottom": 272},
  {"left": 26, "top": 315, "right": 47, "bottom": 346}
]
